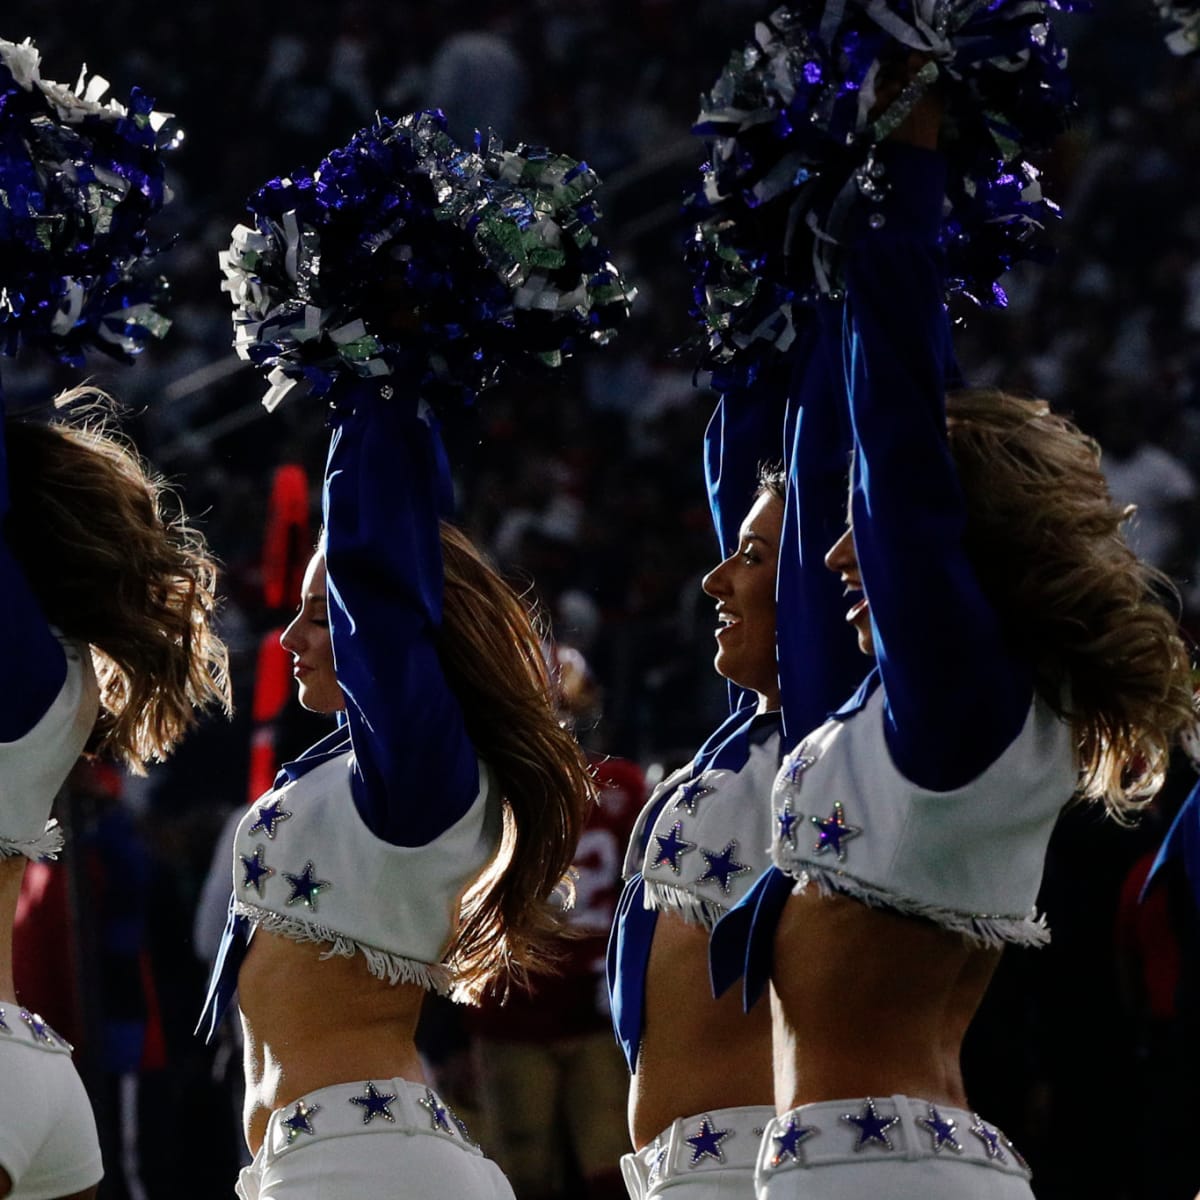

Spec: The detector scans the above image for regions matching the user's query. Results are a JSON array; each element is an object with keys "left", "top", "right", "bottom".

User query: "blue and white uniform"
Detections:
[
  {"left": 709, "top": 146, "right": 1075, "bottom": 1200},
  {"left": 608, "top": 310, "right": 860, "bottom": 1200},
  {"left": 198, "top": 385, "right": 513, "bottom": 1200},
  {"left": 0, "top": 410, "right": 104, "bottom": 1199}
]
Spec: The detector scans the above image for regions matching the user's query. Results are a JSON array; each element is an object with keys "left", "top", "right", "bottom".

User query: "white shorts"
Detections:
[
  {"left": 0, "top": 1007, "right": 102, "bottom": 1200},
  {"left": 621, "top": 1105, "right": 776, "bottom": 1199},
  {"left": 235, "top": 1077, "right": 516, "bottom": 1200},
  {"left": 755, "top": 1095, "right": 1035, "bottom": 1199}
]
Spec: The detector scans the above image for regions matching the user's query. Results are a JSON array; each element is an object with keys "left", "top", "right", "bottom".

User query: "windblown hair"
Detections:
[
  {"left": 5, "top": 388, "right": 231, "bottom": 773},
  {"left": 434, "top": 523, "right": 594, "bottom": 1001},
  {"left": 945, "top": 388, "right": 1193, "bottom": 819}
]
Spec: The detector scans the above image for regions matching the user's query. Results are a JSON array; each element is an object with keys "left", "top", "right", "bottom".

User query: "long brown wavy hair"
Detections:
[
  {"left": 5, "top": 389, "right": 231, "bottom": 773},
  {"left": 945, "top": 388, "right": 1193, "bottom": 819},
  {"left": 435, "top": 523, "right": 594, "bottom": 1000}
]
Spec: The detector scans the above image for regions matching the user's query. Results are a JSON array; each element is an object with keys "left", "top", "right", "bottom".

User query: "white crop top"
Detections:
[
  {"left": 625, "top": 728, "right": 782, "bottom": 930},
  {"left": 770, "top": 687, "right": 1077, "bottom": 947},
  {"left": 232, "top": 747, "right": 503, "bottom": 994},
  {"left": 0, "top": 643, "right": 98, "bottom": 860}
]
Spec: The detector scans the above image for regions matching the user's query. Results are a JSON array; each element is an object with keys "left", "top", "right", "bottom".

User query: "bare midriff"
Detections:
[
  {"left": 0, "top": 857, "right": 26, "bottom": 1003},
  {"left": 630, "top": 909, "right": 773, "bottom": 1149},
  {"left": 239, "top": 927, "right": 428, "bottom": 1154},
  {"left": 770, "top": 888, "right": 1000, "bottom": 1114}
]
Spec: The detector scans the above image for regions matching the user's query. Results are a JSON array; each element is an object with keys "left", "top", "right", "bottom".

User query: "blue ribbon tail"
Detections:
[
  {"left": 607, "top": 875, "right": 658, "bottom": 1074},
  {"left": 710, "top": 866, "right": 794, "bottom": 1011},
  {"left": 1142, "top": 778, "right": 1200, "bottom": 909},
  {"left": 195, "top": 896, "right": 246, "bottom": 1044}
]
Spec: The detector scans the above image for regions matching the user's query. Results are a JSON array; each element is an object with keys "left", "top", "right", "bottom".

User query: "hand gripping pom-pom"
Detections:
[
  {"left": 0, "top": 37, "right": 175, "bottom": 366},
  {"left": 221, "top": 111, "right": 635, "bottom": 413},
  {"left": 687, "top": 0, "right": 1076, "bottom": 373}
]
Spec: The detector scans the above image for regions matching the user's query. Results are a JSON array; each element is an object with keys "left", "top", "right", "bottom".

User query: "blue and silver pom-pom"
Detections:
[
  {"left": 0, "top": 37, "right": 175, "bottom": 365},
  {"left": 220, "top": 110, "right": 634, "bottom": 413},
  {"left": 688, "top": 1, "right": 1075, "bottom": 371},
  {"left": 1155, "top": 0, "right": 1200, "bottom": 53}
]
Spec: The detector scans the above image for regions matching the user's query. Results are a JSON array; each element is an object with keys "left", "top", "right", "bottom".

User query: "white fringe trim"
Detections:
[
  {"left": 643, "top": 880, "right": 728, "bottom": 931},
  {"left": 234, "top": 901, "right": 453, "bottom": 994},
  {"left": 782, "top": 864, "right": 1052, "bottom": 949},
  {"left": 0, "top": 821, "right": 65, "bottom": 862}
]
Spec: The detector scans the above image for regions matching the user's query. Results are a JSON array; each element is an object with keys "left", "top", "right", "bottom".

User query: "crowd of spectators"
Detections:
[{"left": 4, "top": 1, "right": 1200, "bottom": 1197}]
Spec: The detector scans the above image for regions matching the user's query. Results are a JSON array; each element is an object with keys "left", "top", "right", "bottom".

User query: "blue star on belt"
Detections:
[
  {"left": 653, "top": 821, "right": 696, "bottom": 874},
  {"left": 674, "top": 777, "right": 714, "bottom": 814},
  {"left": 417, "top": 1088, "right": 454, "bottom": 1133},
  {"left": 349, "top": 1081, "right": 397, "bottom": 1124},
  {"left": 698, "top": 841, "right": 751, "bottom": 894},
  {"left": 811, "top": 802, "right": 861, "bottom": 861},
  {"left": 777, "top": 798, "right": 800, "bottom": 848},
  {"left": 970, "top": 1115, "right": 1007, "bottom": 1161},
  {"left": 685, "top": 1115, "right": 732, "bottom": 1165},
  {"left": 916, "top": 1104, "right": 962, "bottom": 1153},
  {"left": 20, "top": 1010, "right": 54, "bottom": 1044},
  {"left": 841, "top": 1098, "right": 899, "bottom": 1151},
  {"left": 249, "top": 798, "right": 293, "bottom": 840},
  {"left": 771, "top": 1116, "right": 818, "bottom": 1166},
  {"left": 283, "top": 861, "right": 331, "bottom": 911},
  {"left": 783, "top": 752, "right": 815, "bottom": 785},
  {"left": 240, "top": 845, "right": 275, "bottom": 898},
  {"left": 283, "top": 1100, "right": 321, "bottom": 1143}
]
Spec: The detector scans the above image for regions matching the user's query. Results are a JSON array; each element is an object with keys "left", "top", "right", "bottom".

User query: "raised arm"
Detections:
[
  {"left": 842, "top": 144, "right": 1031, "bottom": 789},
  {"left": 0, "top": 411, "right": 67, "bottom": 741},
  {"left": 322, "top": 388, "right": 478, "bottom": 847}
]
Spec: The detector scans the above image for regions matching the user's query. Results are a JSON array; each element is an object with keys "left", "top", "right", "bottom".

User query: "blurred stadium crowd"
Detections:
[{"left": 3, "top": 2, "right": 1199, "bottom": 1198}]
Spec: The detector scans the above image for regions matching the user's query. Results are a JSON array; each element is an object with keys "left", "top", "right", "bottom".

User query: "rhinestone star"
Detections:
[
  {"left": 771, "top": 1116, "right": 818, "bottom": 1166},
  {"left": 970, "top": 1115, "right": 1006, "bottom": 1161},
  {"left": 349, "top": 1081, "right": 397, "bottom": 1124},
  {"left": 841, "top": 1098, "right": 899, "bottom": 1151},
  {"left": 0, "top": 1007, "right": 9, "bottom": 1033},
  {"left": 685, "top": 1116, "right": 732, "bottom": 1165},
  {"left": 777, "top": 798, "right": 800, "bottom": 848},
  {"left": 451, "top": 1111, "right": 476, "bottom": 1146},
  {"left": 811, "top": 802, "right": 861, "bottom": 861},
  {"left": 240, "top": 846, "right": 275, "bottom": 898},
  {"left": 653, "top": 822, "right": 696, "bottom": 874},
  {"left": 249, "top": 799, "right": 292, "bottom": 840},
  {"left": 673, "top": 777, "right": 714, "bottom": 814},
  {"left": 1004, "top": 1136, "right": 1029, "bottom": 1170},
  {"left": 698, "top": 841, "right": 751, "bottom": 894},
  {"left": 283, "top": 1100, "right": 321, "bottom": 1143},
  {"left": 20, "top": 1010, "right": 54, "bottom": 1044},
  {"left": 417, "top": 1088, "right": 454, "bottom": 1133},
  {"left": 916, "top": 1104, "right": 962, "bottom": 1153},
  {"left": 283, "top": 861, "right": 331, "bottom": 911},
  {"left": 782, "top": 752, "right": 816, "bottom": 785},
  {"left": 647, "top": 1143, "right": 668, "bottom": 1185}
]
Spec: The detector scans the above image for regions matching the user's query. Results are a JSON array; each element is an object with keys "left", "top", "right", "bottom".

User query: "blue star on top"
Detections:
[
  {"left": 653, "top": 822, "right": 696, "bottom": 874},
  {"left": 916, "top": 1104, "right": 962, "bottom": 1153},
  {"left": 20, "top": 1010, "right": 53, "bottom": 1044},
  {"left": 240, "top": 845, "right": 275, "bottom": 898},
  {"left": 349, "top": 1081, "right": 397, "bottom": 1124},
  {"left": 841, "top": 1098, "right": 899, "bottom": 1151},
  {"left": 970, "top": 1115, "right": 1007, "bottom": 1161},
  {"left": 283, "top": 1100, "right": 321, "bottom": 1143},
  {"left": 811, "top": 802, "right": 861, "bottom": 861},
  {"left": 685, "top": 1116, "right": 732, "bottom": 1165},
  {"left": 673, "top": 777, "right": 714, "bottom": 814},
  {"left": 771, "top": 1116, "right": 818, "bottom": 1166},
  {"left": 249, "top": 799, "right": 293, "bottom": 840},
  {"left": 417, "top": 1088, "right": 454, "bottom": 1133},
  {"left": 283, "top": 861, "right": 331, "bottom": 911},
  {"left": 698, "top": 841, "right": 751, "bottom": 894},
  {"left": 777, "top": 799, "right": 800, "bottom": 848},
  {"left": 783, "top": 752, "right": 815, "bottom": 785}
]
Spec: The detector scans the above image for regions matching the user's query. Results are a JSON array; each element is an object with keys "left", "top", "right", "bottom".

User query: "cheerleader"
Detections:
[{"left": 198, "top": 111, "right": 631, "bottom": 1199}]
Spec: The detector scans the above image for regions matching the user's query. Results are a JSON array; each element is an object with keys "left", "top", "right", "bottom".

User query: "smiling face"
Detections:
[
  {"left": 279, "top": 551, "right": 345, "bottom": 714},
  {"left": 701, "top": 491, "right": 784, "bottom": 711},
  {"left": 824, "top": 524, "right": 874, "bottom": 657}
]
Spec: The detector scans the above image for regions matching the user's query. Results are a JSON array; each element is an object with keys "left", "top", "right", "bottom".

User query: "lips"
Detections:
[
  {"left": 293, "top": 663, "right": 314, "bottom": 678},
  {"left": 715, "top": 609, "right": 740, "bottom": 638}
]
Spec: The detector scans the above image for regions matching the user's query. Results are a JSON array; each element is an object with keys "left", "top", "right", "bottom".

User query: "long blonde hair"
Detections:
[
  {"left": 945, "top": 388, "right": 1193, "bottom": 819},
  {"left": 5, "top": 389, "right": 231, "bottom": 772},
  {"left": 435, "top": 523, "right": 593, "bottom": 1000}
]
